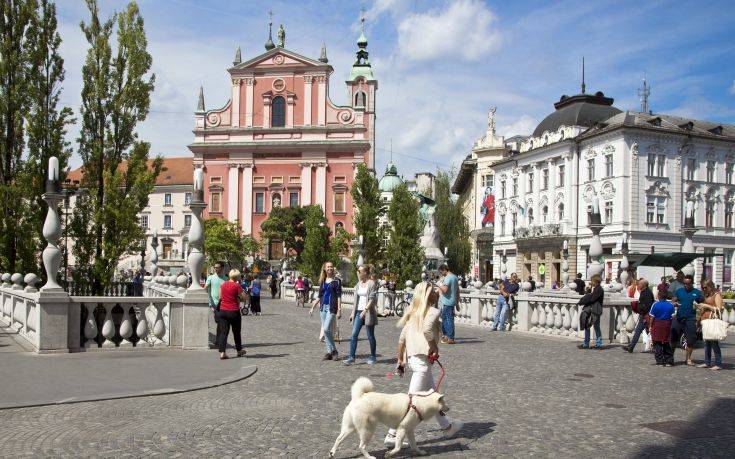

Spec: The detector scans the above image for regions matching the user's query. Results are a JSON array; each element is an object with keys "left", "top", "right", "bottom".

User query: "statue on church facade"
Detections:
[{"left": 277, "top": 24, "right": 285, "bottom": 47}]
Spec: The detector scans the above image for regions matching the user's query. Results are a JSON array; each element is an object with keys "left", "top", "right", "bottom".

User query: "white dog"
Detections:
[{"left": 329, "top": 377, "right": 448, "bottom": 459}]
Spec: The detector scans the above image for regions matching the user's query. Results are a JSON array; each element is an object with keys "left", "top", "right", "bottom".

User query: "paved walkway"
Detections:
[{"left": 0, "top": 297, "right": 733, "bottom": 457}]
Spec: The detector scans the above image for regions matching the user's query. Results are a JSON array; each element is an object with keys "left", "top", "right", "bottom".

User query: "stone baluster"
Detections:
[
  {"left": 2, "top": 273, "right": 10, "bottom": 287},
  {"left": 150, "top": 229, "right": 159, "bottom": 277},
  {"left": 136, "top": 307, "right": 149, "bottom": 346},
  {"left": 552, "top": 303, "right": 562, "bottom": 334},
  {"left": 11, "top": 273, "right": 23, "bottom": 290},
  {"left": 545, "top": 302, "right": 554, "bottom": 332},
  {"left": 84, "top": 304, "right": 98, "bottom": 348},
  {"left": 562, "top": 304, "right": 572, "bottom": 336},
  {"left": 530, "top": 301, "right": 539, "bottom": 332},
  {"left": 537, "top": 301, "right": 547, "bottom": 333},
  {"left": 119, "top": 306, "right": 133, "bottom": 348},
  {"left": 188, "top": 168, "right": 206, "bottom": 290},
  {"left": 100, "top": 304, "right": 115, "bottom": 348},
  {"left": 152, "top": 303, "right": 166, "bottom": 346},
  {"left": 177, "top": 274, "right": 188, "bottom": 294}
]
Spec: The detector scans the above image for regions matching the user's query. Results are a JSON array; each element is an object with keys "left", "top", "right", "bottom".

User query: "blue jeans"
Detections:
[
  {"left": 320, "top": 307, "right": 336, "bottom": 353},
  {"left": 441, "top": 304, "right": 455, "bottom": 340},
  {"left": 584, "top": 316, "right": 603, "bottom": 347},
  {"left": 628, "top": 316, "right": 648, "bottom": 349},
  {"left": 704, "top": 340, "right": 722, "bottom": 366},
  {"left": 493, "top": 296, "right": 509, "bottom": 331},
  {"left": 349, "top": 312, "right": 376, "bottom": 359}
]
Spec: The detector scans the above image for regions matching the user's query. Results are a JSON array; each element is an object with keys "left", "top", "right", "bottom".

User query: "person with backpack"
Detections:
[{"left": 250, "top": 276, "right": 262, "bottom": 316}]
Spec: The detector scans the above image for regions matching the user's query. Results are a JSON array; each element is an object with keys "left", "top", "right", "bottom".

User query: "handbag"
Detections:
[{"left": 701, "top": 309, "right": 729, "bottom": 341}]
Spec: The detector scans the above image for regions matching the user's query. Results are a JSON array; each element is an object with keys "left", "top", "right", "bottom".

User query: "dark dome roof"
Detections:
[{"left": 533, "top": 91, "right": 622, "bottom": 137}]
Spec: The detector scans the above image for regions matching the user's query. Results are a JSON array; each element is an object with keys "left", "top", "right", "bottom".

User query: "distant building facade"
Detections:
[
  {"left": 189, "top": 23, "right": 377, "bottom": 262},
  {"left": 66, "top": 157, "right": 194, "bottom": 275},
  {"left": 488, "top": 88, "right": 735, "bottom": 288}
]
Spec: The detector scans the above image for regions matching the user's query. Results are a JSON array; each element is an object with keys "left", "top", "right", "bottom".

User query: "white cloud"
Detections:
[
  {"left": 497, "top": 115, "right": 538, "bottom": 138},
  {"left": 396, "top": 0, "right": 501, "bottom": 64}
]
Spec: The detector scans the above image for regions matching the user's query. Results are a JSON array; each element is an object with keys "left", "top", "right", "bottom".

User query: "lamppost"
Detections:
[{"left": 586, "top": 193, "right": 605, "bottom": 279}]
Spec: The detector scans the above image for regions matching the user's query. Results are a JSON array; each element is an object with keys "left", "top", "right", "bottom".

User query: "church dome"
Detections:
[
  {"left": 533, "top": 91, "right": 622, "bottom": 137},
  {"left": 378, "top": 162, "right": 403, "bottom": 192}
]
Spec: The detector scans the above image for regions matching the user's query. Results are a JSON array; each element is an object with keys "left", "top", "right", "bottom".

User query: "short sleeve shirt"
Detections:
[
  {"left": 440, "top": 273, "right": 459, "bottom": 307},
  {"left": 205, "top": 274, "right": 227, "bottom": 305},
  {"left": 674, "top": 287, "right": 704, "bottom": 320},
  {"left": 649, "top": 300, "right": 675, "bottom": 320},
  {"left": 219, "top": 281, "right": 243, "bottom": 311}
]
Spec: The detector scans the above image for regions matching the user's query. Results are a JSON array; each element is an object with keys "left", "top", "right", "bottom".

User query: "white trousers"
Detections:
[{"left": 389, "top": 355, "right": 451, "bottom": 433}]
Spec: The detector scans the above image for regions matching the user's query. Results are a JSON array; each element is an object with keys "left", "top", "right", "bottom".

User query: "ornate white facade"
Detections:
[{"left": 489, "top": 92, "right": 735, "bottom": 288}]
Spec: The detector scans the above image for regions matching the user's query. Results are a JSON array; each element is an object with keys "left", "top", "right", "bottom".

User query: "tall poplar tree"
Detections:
[
  {"left": 71, "top": 0, "right": 162, "bottom": 292},
  {"left": 386, "top": 184, "right": 423, "bottom": 285},
  {"left": 435, "top": 171, "right": 471, "bottom": 274},
  {"left": 0, "top": 0, "right": 36, "bottom": 272},
  {"left": 351, "top": 163, "right": 385, "bottom": 268},
  {"left": 25, "top": 0, "right": 74, "bottom": 272},
  {"left": 299, "top": 205, "right": 331, "bottom": 280}
]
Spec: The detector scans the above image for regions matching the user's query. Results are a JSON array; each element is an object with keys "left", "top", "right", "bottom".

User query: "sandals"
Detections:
[
  {"left": 696, "top": 363, "right": 709, "bottom": 368},
  {"left": 220, "top": 354, "right": 229, "bottom": 360},
  {"left": 237, "top": 350, "right": 247, "bottom": 357}
]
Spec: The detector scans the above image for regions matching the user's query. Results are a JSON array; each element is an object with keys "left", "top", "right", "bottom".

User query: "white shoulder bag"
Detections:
[{"left": 701, "top": 308, "right": 729, "bottom": 341}]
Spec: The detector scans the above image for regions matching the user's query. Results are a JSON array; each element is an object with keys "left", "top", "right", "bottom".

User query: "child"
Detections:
[{"left": 647, "top": 290, "right": 675, "bottom": 366}]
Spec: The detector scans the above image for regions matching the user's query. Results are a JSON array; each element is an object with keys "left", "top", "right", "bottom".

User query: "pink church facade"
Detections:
[{"left": 189, "top": 25, "right": 376, "bottom": 258}]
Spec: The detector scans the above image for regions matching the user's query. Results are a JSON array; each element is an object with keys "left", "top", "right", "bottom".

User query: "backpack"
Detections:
[{"left": 251, "top": 283, "right": 261, "bottom": 296}]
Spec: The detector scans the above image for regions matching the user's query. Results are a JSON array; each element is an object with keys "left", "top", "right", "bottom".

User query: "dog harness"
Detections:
[{"left": 403, "top": 394, "right": 424, "bottom": 421}]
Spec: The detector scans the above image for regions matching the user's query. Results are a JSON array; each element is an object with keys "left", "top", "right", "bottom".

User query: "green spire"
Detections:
[{"left": 349, "top": 11, "right": 375, "bottom": 81}]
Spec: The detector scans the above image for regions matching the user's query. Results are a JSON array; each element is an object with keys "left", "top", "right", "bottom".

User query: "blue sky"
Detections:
[{"left": 56, "top": 0, "right": 735, "bottom": 178}]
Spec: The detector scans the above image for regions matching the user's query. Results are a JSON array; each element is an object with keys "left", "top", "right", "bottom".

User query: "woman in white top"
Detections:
[
  {"left": 343, "top": 265, "right": 378, "bottom": 365},
  {"left": 384, "top": 282, "right": 463, "bottom": 447}
]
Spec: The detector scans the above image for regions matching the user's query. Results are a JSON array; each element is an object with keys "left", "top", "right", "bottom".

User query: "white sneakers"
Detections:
[{"left": 384, "top": 420, "right": 464, "bottom": 447}]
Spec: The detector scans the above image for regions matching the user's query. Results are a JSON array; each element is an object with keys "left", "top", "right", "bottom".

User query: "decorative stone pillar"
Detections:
[
  {"left": 316, "top": 75, "right": 326, "bottom": 125},
  {"left": 303, "top": 75, "right": 313, "bottom": 125},
  {"left": 587, "top": 194, "right": 605, "bottom": 279},
  {"left": 682, "top": 199, "right": 697, "bottom": 276},
  {"left": 619, "top": 232, "right": 630, "bottom": 291},
  {"left": 188, "top": 168, "right": 206, "bottom": 290},
  {"left": 228, "top": 163, "right": 240, "bottom": 223},
  {"left": 150, "top": 229, "right": 159, "bottom": 276},
  {"left": 315, "top": 162, "right": 327, "bottom": 209},
  {"left": 41, "top": 157, "right": 63, "bottom": 292},
  {"left": 231, "top": 78, "right": 241, "bottom": 127},
  {"left": 244, "top": 77, "right": 254, "bottom": 127}
]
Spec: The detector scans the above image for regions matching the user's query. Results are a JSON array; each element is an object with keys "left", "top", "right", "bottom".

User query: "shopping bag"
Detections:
[
  {"left": 642, "top": 329, "right": 651, "bottom": 352},
  {"left": 701, "top": 310, "right": 729, "bottom": 341}
]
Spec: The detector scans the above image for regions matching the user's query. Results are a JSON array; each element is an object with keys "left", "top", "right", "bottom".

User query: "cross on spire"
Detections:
[{"left": 264, "top": 9, "right": 275, "bottom": 50}]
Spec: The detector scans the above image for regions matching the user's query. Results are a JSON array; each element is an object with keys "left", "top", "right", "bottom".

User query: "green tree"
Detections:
[
  {"left": 259, "top": 205, "right": 306, "bottom": 263},
  {"left": 0, "top": 0, "right": 36, "bottom": 272},
  {"left": 71, "top": 0, "right": 161, "bottom": 293},
  {"left": 386, "top": 183, "right": 424, "bottom": 285},
  {"left": 351, "top": 163, "right": 384, "bottom": 268},
  {"left": 25, "top": 0, "right": 74, "bottom": 273},
  {"left": 299, "top": 205, "right": 330, "bottom": 280},
  {"left": 204, "top": 218, "right": 260, "bottom": 268},
  {"left": 435, "top": 171, "right": 471, "bottom": 274}
]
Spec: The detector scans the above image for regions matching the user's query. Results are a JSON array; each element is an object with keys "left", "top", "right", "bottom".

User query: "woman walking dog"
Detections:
[{"left": 384, "top": 281, "right": 463, "bottom": 447}]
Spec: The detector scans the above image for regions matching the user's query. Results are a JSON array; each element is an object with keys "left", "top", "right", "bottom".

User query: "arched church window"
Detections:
[
  {"left": 271, "top": 96, "right": 285, "bottom": 127},
  {"left": 542, "top": 205, "right": 548, "bottom": 223},
  {"left": 354, "top": 91, "right": 366, "bottom": 107},
  {"left": 558, "top": 203, "right": 565, "bottom": 221}
]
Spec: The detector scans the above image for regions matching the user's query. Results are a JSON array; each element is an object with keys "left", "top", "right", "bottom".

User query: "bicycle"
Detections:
[
  {"left": 393, "top": 290, "right": 413, "bottom": 317},
  {"left": 295, "top": 289, "right": 307, "bottom": 308}
]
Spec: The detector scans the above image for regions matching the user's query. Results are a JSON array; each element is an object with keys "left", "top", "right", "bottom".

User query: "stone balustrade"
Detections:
[{"left": 0, "top": 272, "right": 209, "bottom": 353}]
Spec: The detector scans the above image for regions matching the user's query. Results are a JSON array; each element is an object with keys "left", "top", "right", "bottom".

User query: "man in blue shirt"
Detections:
[
  {"left": 671, "top": 274, "right": 704, "bottom": 366},
  {"left": 438, "top": 264, "right": 459, "bottom": 344},
  {"left": 493, "top": 273, "right": 520, "bottom": 331}
]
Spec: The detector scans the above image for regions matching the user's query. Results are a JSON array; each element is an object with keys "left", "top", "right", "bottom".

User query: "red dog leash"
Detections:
[{"left": 428, "top": 353, "right": 445, "bottom": 392}]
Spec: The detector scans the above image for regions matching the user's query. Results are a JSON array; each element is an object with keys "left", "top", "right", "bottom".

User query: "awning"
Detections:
[{"left": 626, "top": 252, "right": 705, "bottom": 270}]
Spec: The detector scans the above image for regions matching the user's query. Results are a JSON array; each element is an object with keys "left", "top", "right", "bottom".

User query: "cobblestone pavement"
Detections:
[{"left": 1, "top": 297, "right": 733, "bottom": 458}]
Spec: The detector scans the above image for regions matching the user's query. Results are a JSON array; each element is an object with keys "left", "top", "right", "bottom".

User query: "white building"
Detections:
[
  {"left": 453, "top": 108, "right": 509, "bottom": 282},
  {"left": 66, "top": 157, "right": 194, "bottom": 274},
  {"left": 489, "top": 88, "right": 735, "bottom": 288}
]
